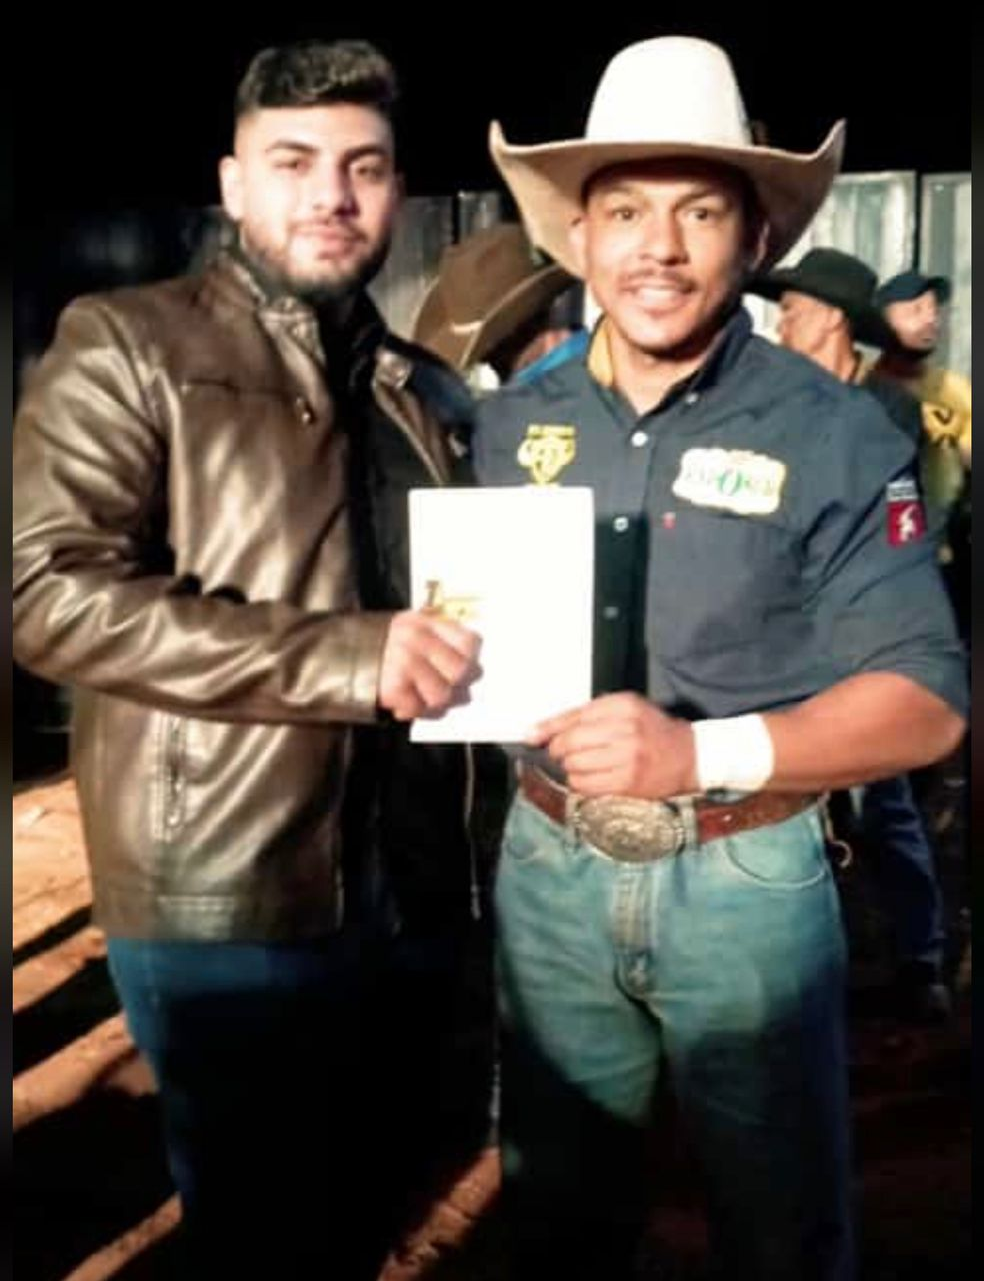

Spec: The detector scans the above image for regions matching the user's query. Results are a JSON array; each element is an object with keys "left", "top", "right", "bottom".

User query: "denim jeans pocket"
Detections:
[
  {"left": 501, "top": 795, "right": 566, "bottom": 866},
  {"left": 717, "top": 808, "right": 830, "bottom": 890}
]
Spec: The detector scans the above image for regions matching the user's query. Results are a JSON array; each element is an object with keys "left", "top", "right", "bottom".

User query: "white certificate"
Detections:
[{"left": 409, "top": 486, "right": 594, "bottom": 743}]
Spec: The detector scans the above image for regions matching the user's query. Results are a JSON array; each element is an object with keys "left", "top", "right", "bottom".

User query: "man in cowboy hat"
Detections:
[
  {"left": 412, "top": 221, "right": 579, "bottom": 385},
  {"left": 750, "top": 247, "right": 953, "bottom": 1024},
  {"left": 752, "top": 247, "right": 932, "bottom": 493},
  {"left": 472, "top": 35, "right": 966, "bottom": 1280}
]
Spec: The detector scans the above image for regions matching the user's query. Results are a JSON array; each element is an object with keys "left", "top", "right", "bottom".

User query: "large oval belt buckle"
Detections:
[{"left": 573, "top": 797, "right": 686, "bottom": 863}]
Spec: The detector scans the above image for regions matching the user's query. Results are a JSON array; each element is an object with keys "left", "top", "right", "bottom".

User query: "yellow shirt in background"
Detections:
[{"left": 865, "top": 359, "right": 971, "bottom": 521}]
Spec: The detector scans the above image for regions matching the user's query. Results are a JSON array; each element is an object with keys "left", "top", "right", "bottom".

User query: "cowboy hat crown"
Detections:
[{"left": 489, "top": 36, "right": 845, "bottom": 276}]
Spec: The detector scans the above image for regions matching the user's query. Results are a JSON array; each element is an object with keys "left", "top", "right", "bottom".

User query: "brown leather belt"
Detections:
[{"left": 518, "top": 763, "right": 818, "bottom": 863}]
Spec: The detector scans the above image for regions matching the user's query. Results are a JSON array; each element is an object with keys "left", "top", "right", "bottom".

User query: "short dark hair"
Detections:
[{"left": 234, "top": 39, "right": 399, "bottom": 126}]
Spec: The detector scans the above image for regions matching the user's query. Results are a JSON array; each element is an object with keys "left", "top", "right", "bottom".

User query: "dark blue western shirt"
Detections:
[{"left": 472, "top": 308, "right": 966, "bottom": 721}]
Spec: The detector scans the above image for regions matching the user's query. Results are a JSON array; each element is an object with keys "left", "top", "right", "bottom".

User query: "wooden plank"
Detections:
[
  {"left": 12, "top": 778, "right": 93, "bottom": 951},
  {"left": 13, "top": 1014, "right": 134, "bottom": 1130},
  {"left": 13, "top": 925, "right": 107, "bottom": 1013},
  {"left": 62, "top": 1197, "right": 181, "bottom": 1281}
]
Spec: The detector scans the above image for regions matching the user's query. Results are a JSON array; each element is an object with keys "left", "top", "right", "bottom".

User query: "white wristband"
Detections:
[{"left": 691, "top": 714, "right": 775, "bottom": 793}]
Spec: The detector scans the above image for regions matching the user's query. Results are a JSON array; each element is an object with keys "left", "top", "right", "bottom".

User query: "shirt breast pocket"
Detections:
[{"left": 648, "top": 506, "right": 802, "bottom": 660}]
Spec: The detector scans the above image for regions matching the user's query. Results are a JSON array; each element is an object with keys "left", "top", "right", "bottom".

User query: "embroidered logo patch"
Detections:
[
  {"left": 924, "top": 401, "right": 955, "bottom": 428},
  {"left": 671, "top": 448, "right": 786, "bottom": 515},
  {"left": 886, "top": 477, "right": 926, "bottom": 546},
  {"left": 922, "top": 401, "right": 958, "bottom": 442},
  {"left": 517, "top": 425, "right": 577, "bottom": 485}
]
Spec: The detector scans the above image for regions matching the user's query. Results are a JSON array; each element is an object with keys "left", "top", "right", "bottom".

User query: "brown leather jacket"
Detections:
[{"left": 13, "top": 251, "right": 478, "bottom": 940}]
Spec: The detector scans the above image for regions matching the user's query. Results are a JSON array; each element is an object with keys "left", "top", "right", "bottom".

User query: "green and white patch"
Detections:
[{"left": 672, "top": 448, "right": 787, "bottom": 516}]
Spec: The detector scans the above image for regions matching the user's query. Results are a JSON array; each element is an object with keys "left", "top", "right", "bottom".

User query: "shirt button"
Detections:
[
  {"left": 684, "top": 391, "right": 700, "bottom": 406},
  {"left": 630, "top": 430, "right": 649, "bottom": 448},
  {"left": 613, "top": 516, "right": 629, "bottom": 533},
  {"left": 603, "top": 605, "right": 620, "bottom": 620}
]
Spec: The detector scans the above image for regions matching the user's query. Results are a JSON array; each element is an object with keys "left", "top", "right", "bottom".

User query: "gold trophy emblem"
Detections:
[
  {"left": 517, "top": 424, "right": 577, "bottom": 485},
  {"left": 423, "top": 580, "right": 480, "bottom": 623}
]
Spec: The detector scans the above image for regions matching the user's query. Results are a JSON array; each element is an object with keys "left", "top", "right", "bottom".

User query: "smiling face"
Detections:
[
  {"left": 219, "top": 102, "right": 401, "bottom": 302},
  {"left": 571, "top": 158, "right": 766, "bottom": 365}
]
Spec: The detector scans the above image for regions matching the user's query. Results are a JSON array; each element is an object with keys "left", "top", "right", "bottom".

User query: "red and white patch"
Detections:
[{"left": 886, "top": 478, "right": 926, "bottom": 546}]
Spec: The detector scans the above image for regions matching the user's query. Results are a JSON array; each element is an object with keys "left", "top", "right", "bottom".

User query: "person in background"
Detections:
[{"left": 750, "top": 246, "right": 955, "bottom": 1022}]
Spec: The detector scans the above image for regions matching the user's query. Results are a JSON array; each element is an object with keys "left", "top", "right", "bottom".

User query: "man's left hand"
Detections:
[{"left": 527, "top": 693, "right": 697, "bottom": 799}]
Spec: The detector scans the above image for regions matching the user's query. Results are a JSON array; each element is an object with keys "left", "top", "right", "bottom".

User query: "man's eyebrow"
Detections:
[
  {"left": 263, "top": 141, "right": 391, "bottom": 162},
  {"left": 341, "top": 144, "right": 392, "bottom": 163},
  {"left": 678, "top": 184, "right": 736, "bottom": 203},
  {"left": 264, "top": 139, "right": 317, "bottom": 156},
  {"left": 590, "top": 181, "right": 737, "bottom": 208}
]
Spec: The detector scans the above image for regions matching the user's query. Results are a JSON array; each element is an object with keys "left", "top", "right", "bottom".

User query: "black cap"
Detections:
[
  {"left": 874, "top": 270, "right": 952, "bottom": 308},
  {"left": 748, "top": 247, "right": 894, "bottom": 348}
]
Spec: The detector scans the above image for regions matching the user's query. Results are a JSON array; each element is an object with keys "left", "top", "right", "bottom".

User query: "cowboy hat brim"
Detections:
[
  {"left": 412, "top": 260, "right": 572, "bottom": 370},
  {"left": 489, "top": 120, "right": 846, "bottom": 276}
]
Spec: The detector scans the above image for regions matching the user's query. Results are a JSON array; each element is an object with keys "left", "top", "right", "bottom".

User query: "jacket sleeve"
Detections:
[{"left": 13, "top": 296, "right": 391, "bottom": 725}]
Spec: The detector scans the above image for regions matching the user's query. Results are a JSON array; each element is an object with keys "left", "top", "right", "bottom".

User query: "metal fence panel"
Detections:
[
  {"left": 745, "top": 171, "right": 917, "bottom": 343},
  {"left": 920, "top": 173, "right": 971, "bottom": 378},
  {"left": 370, "top": 196, "right": 454, "bottom": 339}
]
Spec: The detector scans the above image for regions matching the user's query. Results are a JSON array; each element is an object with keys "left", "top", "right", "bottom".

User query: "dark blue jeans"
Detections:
[
  {"left": 496, "top": 796, "right": 853, "bottom": 1281},
  {"left": 108, "top": 928, "right": 487, "bottom": 1280},
  {"left": 859, "top": 774, "right": 945, "bottom": 971}
]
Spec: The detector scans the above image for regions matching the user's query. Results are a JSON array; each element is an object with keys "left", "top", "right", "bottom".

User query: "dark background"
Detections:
[{"left": 17, "top": 17, "right": 968, "bottom": 236}]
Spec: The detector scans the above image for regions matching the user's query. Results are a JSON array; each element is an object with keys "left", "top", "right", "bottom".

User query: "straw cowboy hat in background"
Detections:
[
  {"left": 412, "top": 223, "right": 573, "bottom": 371},
  {"left": 489, "top": 36, "right": 846, "bottom": 277}
]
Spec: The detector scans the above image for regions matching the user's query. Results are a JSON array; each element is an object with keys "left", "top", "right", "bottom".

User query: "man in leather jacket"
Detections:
[{"left": 13, "top": 39, "right": 487, "bottom": 1279}]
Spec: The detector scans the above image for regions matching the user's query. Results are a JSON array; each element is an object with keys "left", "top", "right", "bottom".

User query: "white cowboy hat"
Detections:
[{"left": 489, "top": 37, "right": 845, "bottom": 276}]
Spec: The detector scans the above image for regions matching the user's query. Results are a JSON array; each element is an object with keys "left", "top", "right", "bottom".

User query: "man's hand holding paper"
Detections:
[
  {"left": 527, "top": 693, "right": 698, "bottom": 799},
  {"left": 378, "top": 609, "right": 482, "bottom": 721}
]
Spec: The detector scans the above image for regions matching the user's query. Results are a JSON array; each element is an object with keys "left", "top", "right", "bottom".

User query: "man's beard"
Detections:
[
  {"left": 893, "top": 335, "right": 937, "bottom": 361},
  {"left": 238, "top": 225, "right": 391, "bottom": 310}
]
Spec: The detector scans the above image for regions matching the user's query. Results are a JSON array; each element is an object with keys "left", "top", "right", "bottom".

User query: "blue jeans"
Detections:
[
  {"left": 495, "top": 795, "right": 854, "bottom": 1281},
  {"left": 857, "top": 774, "right": 945, "bottom": 971},
  {"left": 107, "top": 929, "right": 482, "bottom": 1280}
]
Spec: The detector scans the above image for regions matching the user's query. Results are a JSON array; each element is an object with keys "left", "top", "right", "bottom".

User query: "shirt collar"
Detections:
[{"left": 585, "top": 305, "right": 754, "bottom": 407}]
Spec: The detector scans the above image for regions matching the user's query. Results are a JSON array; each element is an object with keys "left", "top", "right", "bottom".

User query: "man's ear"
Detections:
[
  {"left": 827, "top": 304, "right": 850, "bottom": 340},
  {"left": 219, "top": 155, "right": 244, "bottom": 221}
]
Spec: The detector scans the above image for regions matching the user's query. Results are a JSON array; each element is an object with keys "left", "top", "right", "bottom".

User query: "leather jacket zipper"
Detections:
[{"left": 163, "top": 717, "right": 185, "bottom": 833}]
